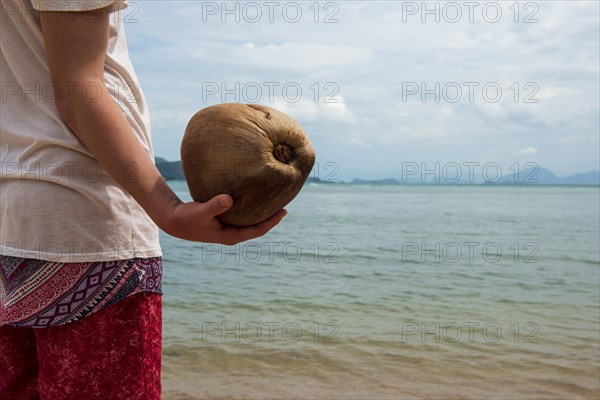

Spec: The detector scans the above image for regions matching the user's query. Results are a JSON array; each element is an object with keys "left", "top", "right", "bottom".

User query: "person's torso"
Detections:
[{"left": 0, "top": 0, "right": 161, "bottom": 262}]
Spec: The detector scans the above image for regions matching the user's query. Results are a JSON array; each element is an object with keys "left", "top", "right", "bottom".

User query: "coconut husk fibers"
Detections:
[{"left": 181, "top": 103, "right": 316, "bottom": 226}]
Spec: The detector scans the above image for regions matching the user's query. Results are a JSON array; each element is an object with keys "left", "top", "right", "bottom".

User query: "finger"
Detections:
[
  {"left": 218, "top": 209, "right": 287, "bottom": 245},
  {"left": 204, "top": 194, "right": 233, "bottom": 217},
  {"left": 238, "top": 209, "right": 288, "bottom": 242}
]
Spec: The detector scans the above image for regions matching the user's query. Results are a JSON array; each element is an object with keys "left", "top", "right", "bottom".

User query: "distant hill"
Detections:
[
  {"left": 557, "top": 171, "right": 600, "bottom": 185},
  {"left": 306, "top": 176, "right": 338, "bottom": 184},
  {"left": 350, "top": 167, "right": 599, "bottom": 185},
  {"left": 155, "top": 157, "right": 599, "bottom": 186},
  {"left": 351, "top": 178, "right": 400, "bottom": 185},
  {"left": 498, "top": 167, "right": 600, "bottom": 185},
  {"left": 155, "top": 158, "right": 185, "bottom": 181}
]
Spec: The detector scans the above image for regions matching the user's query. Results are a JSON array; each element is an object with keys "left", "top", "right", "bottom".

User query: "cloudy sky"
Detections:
[{"left": 123, "top": 1, "right": 599, "bottom": 180}]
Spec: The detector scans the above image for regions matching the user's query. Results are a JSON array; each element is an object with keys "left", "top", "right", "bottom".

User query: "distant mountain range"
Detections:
[
  {"left": 349, "top": 167, "right": 600, "bottom": 185},
  {"left": 497, "top": 168, "right": 600, "bottom": 185},
  {"left": 155, "top": 157, "right": 184, "bottom": 180},
  {"left": 155, "top": 158, "right": 599, "bottom": 186}
]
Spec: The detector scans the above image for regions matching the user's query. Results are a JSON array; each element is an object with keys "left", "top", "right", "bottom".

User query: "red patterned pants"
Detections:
[{"left": 0, "top": 293, "right": 162, "bottom": 400}]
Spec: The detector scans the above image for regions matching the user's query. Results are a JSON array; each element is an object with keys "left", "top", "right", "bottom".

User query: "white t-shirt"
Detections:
[{"left": 0, "top": 0, "right": 162, "bottom": 262}]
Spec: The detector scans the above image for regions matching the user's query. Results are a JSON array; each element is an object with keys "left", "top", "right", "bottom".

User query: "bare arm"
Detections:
[{"left": 39, "top": 7, "right": 285, "bottom": 245}]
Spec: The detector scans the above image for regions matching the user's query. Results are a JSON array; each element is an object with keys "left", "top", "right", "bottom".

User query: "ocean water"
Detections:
[{"left": 160, "top": 182, "right": 600, "bottom": 399}]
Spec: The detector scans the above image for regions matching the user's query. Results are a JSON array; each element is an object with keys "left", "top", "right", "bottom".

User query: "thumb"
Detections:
[{"left": 205, "top": 194, "right": 233, "bottom": 217}]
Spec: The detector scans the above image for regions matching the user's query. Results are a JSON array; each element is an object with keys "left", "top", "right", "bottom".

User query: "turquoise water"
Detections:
[{"left": 160, "top": 182, "right": 600, "bottom": 399}]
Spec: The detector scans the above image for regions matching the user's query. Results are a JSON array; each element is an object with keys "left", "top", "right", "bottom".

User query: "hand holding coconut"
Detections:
[
  {"left": 181, "top": 103, "right": 316, "bottom": 227},
  {"left": 157, "top": 193, "right": 288, "bottom": 245}
]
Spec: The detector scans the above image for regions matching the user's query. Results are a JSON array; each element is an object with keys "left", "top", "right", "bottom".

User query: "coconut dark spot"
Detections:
[{"left": 273, "top": 143, "right": 295, "bottom": 164}]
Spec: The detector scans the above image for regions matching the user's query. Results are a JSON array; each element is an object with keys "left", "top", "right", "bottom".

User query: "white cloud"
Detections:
[
  {"left": 272, "top": 96, "right": 354, "bottom": 124},
  {"left": 516, "top": 147, "right": 539, "bottom": 156},
  {"left": 440, "top": 106, "right": 455, "bottom": 117},
  {"left": 232, "top": 42, "right": 373, "bottom": 71},
  {"left": 350, "top": 137, "right": 370, "bottom": 148}
]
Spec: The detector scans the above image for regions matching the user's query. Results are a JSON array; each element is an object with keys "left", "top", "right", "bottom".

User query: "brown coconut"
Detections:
[{"left": 180, "top": 103, "right": 316, "bottom": 226}]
